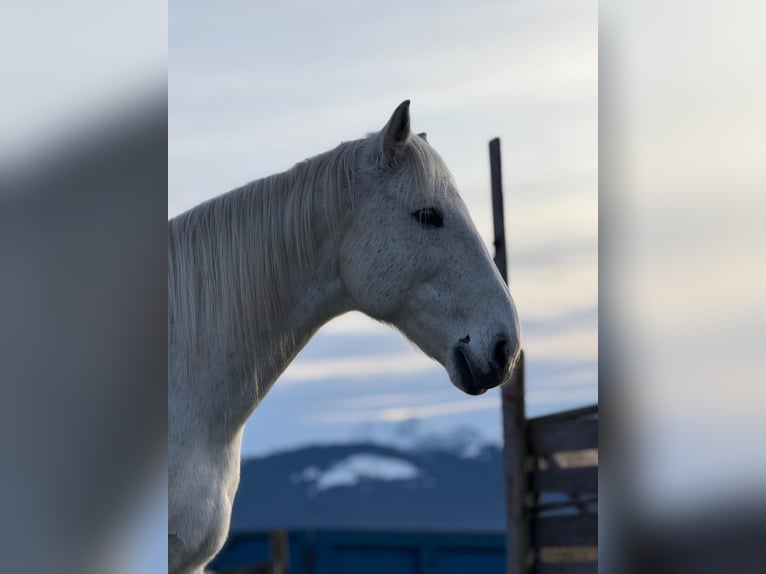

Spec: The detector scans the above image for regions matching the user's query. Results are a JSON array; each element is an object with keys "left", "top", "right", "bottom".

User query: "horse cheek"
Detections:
[{"left": 340, "top": 235, "right": 398, "bottom": 319}]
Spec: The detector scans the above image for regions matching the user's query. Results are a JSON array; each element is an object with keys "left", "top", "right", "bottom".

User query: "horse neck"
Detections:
[
  {"left": 244, "top": 172, "right": 354, "bottom": 394},
  {"left": 251, "top": 233, "right": 351, "bottom": 393},
  {"left": 170, "top": 169, "right": 354, "bottom": 441}
]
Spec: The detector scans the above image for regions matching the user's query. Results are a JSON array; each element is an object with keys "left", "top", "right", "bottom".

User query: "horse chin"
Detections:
[
  {"left": 448, "top": 347, "right": 489, "bottom": 396},
  {"left": 461, "top": 383, "right": 488, "bottom": 396},
  {"left": 449, "top": 374, "right": 489, "bottom": 396}
]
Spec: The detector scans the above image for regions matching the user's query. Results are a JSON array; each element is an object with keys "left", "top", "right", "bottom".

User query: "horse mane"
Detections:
[{"left": 168, "top": 132, "right": 450, "bottom": 378}]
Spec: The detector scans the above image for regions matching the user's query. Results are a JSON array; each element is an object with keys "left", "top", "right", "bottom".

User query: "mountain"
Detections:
[{"left": 230, "top": 441, "right": 506, "bottom": 533}]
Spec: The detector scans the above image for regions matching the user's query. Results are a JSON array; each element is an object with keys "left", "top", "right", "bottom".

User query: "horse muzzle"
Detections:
[{"left": 449, "top": 333, "right": 519, "bottom": 395}]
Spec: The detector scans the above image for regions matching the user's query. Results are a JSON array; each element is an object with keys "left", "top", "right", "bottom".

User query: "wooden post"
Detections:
[
  {"left": 490, "top": 138, "right": 530, "bottom": 574},
  {"left": 490, "top": 138, "right": 507, "bottom": 281},
  {"left": 269, "top": 530, "right": 289, "bottom": 574},
  {"left": 502, "top": 354, "right": 529, "bottom": 574}
]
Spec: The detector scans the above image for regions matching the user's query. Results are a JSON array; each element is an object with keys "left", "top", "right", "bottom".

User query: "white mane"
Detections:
[{"left": 168, "top": 133, "right": 450, "bottom": 377}]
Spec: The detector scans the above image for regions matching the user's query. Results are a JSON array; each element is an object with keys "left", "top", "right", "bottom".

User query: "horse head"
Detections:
[{"left": 339, "top": 101, "right": 521, "bottom": 395}]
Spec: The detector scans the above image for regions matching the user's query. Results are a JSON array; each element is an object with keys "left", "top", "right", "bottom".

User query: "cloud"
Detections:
[
  {"left": 280, "top": 352, "right": 440, "bottom": 384},
  {"left": 168, "top": 0, "right": 596, "bottom": 219},
  {"left": 524, "top": 327, "right": 597, "bottom": 362},
  {"left": 320, "top": 312, "right": 391, "bottom": 335},
  {"left": 526, "top": 387, "right": 598, "bottom": 408},
  {"left": 308, "top": 395, "right": 501, "bottom": 424}
]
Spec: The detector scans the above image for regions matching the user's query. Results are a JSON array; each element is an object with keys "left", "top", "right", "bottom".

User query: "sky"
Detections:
[{"left": 169, "top": 0, "right": 598, "bottom": 458}]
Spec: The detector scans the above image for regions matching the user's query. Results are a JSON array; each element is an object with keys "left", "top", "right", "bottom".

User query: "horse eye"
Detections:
[{"left": 411, "top": 208, "right": 444, "bottom": 229}]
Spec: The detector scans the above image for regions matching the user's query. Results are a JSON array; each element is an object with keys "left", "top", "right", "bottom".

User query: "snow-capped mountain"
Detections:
[
  {"left": 230, "top": 440, "right": 506, "bottom": 533},
  {"left": 290, "top": 453, "right": 423, "bottom": 494},
  {"left": 350, "top": 420, "right": 498, "bottom": 459}
]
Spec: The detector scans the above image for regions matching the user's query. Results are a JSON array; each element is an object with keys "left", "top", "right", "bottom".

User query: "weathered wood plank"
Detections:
[
  {"left": 530, "top": 467, "right": 598, "bottom": 493},
  {"left": 534, "top": 562, "right": 597, "bottom": 574},
  {"left": 532, "top": 515, "right": 598, "bottom": 547},
  {"left": 532, "top": 499, "right": 598, "bottom": 515},
  {"left": 528, "top": 405, "right": 598, "bottom": 426},
  {"left": 538, "top": 545, "right": 598, "bottom": 562},
  {"left": 528, "top": 419, "right": 598, "bottom": 455}
]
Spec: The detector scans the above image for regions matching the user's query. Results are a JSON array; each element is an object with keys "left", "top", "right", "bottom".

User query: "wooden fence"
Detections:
[
  {"left": 490, "top": 137, "right": 597, "bottom": 573},
  {"left": 502, "top": 354, "right": 598, "bottom": 574}
]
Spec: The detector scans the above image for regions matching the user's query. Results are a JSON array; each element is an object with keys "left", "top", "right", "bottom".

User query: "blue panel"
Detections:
[
  {"left": 211, "top": 530, "right": 507, "bottom": 574},
  {"left": 209, "top": 536, "right": 270, "bottom": 570},
  {"left": 327, "top": 547, "right": 419, "bottom": 574},
  {"left": 432, "top": 549, "right": 506, "bottom": 574}
]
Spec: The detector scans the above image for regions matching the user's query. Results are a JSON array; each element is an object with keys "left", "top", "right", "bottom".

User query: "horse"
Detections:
[{"left": 167, "top": 101, "right": 521, "bottom": 574}]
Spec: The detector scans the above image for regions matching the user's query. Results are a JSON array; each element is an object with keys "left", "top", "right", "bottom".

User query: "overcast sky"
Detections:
[{"left": 169, "top": 0, "right": 598, "bottom": 457}]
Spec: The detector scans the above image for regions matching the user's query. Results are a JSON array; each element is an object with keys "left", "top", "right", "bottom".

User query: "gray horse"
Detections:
[{"left": 168, "top": 101, "right": 521, "bottom": 573}]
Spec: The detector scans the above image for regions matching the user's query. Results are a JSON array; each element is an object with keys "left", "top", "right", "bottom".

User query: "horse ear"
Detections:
[
  {"left": 417, "top": 132, "right": 428, "bottom": 142},
  {"left": 380, "top": 100, "right": 411, "bottom": 164}
]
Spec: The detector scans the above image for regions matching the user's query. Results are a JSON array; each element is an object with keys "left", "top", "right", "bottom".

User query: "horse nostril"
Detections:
[{"left": 491, "top": 336, "right": 511, "bottom": 373}]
